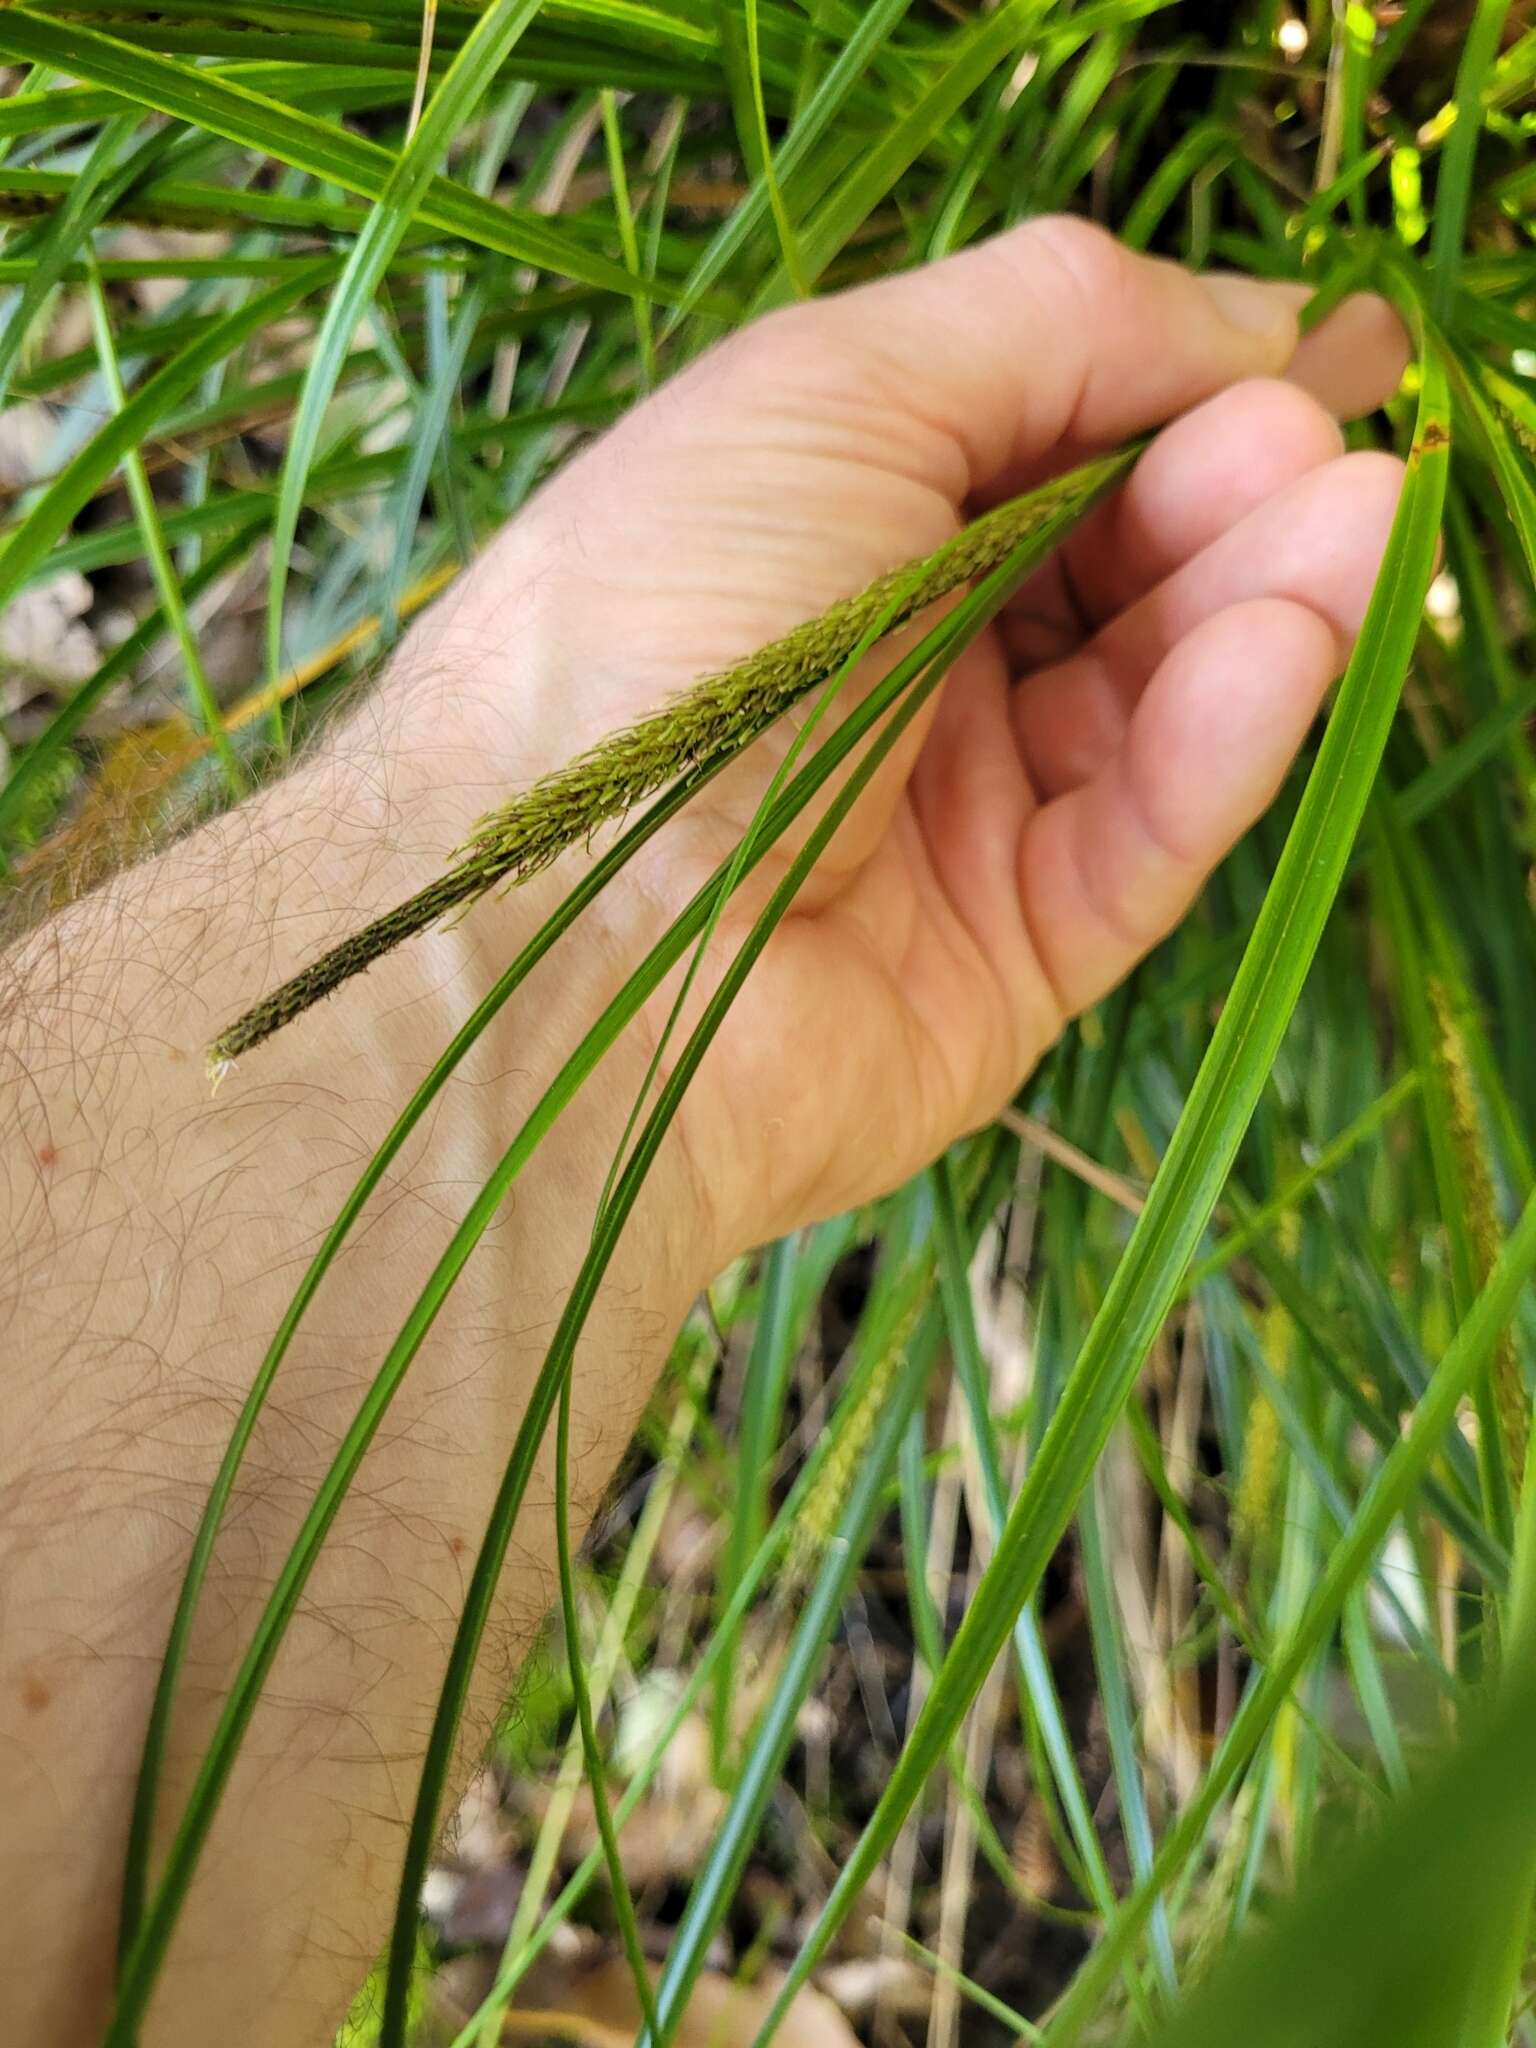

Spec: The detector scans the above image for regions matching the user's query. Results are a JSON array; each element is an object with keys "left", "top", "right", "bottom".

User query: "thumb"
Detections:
[{"left": 768, "top": 214, "right": 1308, "bottom": 498}]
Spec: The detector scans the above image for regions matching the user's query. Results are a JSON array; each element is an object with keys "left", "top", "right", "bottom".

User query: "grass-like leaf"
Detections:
[
  {"left": 0, "top": 10, "right": 678, "bottom": 303},
  {"left": 749, "top": 315, "right": 1453, "bottom": 2048},
  {"left": 262, "top": 0, "right": 546, "bottom": 688},
  {"left": 1050, "top": 1181, "right": 1536, "bottom": 2041}
]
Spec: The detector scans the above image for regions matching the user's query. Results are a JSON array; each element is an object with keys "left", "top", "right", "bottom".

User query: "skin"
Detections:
[{"left": 0, "top": 219, "right": 1409, "bottom": 2046}]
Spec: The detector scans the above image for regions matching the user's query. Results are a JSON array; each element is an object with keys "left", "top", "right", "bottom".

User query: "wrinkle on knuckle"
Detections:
[
  {"left": 700, "top": 303, "right": 823, "bottom": 402},
  {"left": 1017, "top": 213, "right": 1127, "bottom": 317},
  {"left": 1005, "top": 216, "right": 1128, "bottom": 440}
]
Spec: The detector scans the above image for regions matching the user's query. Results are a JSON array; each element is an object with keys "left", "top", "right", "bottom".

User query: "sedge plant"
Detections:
[{"left": 1, "top": 4, "right": 1534, "bottom": 2046}]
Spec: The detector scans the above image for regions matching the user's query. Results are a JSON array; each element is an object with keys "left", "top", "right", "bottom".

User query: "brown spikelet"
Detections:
[
  {"left": 1010, "top": 1794, "right": 1058, "bottom": 1903},
  {"left": 21, "top": 718, "right": 202, "bottom": 917},
  {"left": 209, "top": 443, "right": 1140, "bottom": 1069},
  {"left": 1428, "top": 976, "right": 1529, "bottom": 1496}
]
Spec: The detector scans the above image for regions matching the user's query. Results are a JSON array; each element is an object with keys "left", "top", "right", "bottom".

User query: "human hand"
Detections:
[{"left": 401, "top": 218, "right": 1408, "bottom": 1270}]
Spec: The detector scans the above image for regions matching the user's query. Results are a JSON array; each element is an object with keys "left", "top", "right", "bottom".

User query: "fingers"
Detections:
[
  {"left": 1289, "top": 292, "right": 1412, "bottom": 418},
  {"left": 1006, "top": 377, "right": 1348, "bottom": 662},
  {"left": 1018, "top": 596, "right": 1344, "bottom": 1018},
  {"left": 1011, "top": 448, "right": 1405, "bottom": 797}
]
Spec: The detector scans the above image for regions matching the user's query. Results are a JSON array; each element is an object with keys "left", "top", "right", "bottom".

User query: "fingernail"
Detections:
[{"left": 1200, "top": 272, "right": 1303, "bottom": 349}]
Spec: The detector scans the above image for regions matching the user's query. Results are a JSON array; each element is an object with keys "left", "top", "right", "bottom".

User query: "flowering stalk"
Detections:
[{"left": 211, "top": 442, "right": 1138, "bottom": 1065}]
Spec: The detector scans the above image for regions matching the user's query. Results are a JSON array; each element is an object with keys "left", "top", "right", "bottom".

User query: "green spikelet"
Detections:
[
  {"left": 455, "top": 447, "right": 1133, "bottom": 880},
  {"left": 1233, "top": 1342, "right": 1285, "bottom": 1567},
  {"left": 784, "top": 1288, "right": 924, "bottom": 1596},
  {"left": 1184, "top": 1780, "right": 1260, "bottom": 1986},
  {"left": 1234, "top": 1214, "right": 1299, "bottom": 1564},
  {"left": 1428, "top": 975, "right": 1529, "bottom": 1497},
  {"left": 209, "top": 444, "right": 1139, "bottom": 1067},
  {"left": 334, "top": 1924, "right": 430, "bottom": 2048}
]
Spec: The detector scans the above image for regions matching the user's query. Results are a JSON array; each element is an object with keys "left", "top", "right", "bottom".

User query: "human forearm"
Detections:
[{"left": 1, "top": 654, "right": 708, "bottom": 2046}]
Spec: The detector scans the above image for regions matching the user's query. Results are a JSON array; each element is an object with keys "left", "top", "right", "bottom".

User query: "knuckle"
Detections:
[
  {"left": 1014, "top": 213, "right": 1127, "bottom": 306},
  {"left": 627, "top": 302, "right": 822, "bottom": 443},
  {"left": 709, "top": 302, "right": 819, "bottom": 387}
]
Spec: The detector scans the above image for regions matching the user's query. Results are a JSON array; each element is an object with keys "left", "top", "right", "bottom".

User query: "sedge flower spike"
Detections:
[{"left": 211, "top": 443, "right": 1138, "bottom": 1066}]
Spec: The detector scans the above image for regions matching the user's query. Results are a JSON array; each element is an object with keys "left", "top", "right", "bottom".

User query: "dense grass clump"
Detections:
[{"left": 3, "top": 4, "right": 1536, "bottom": 2045}]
